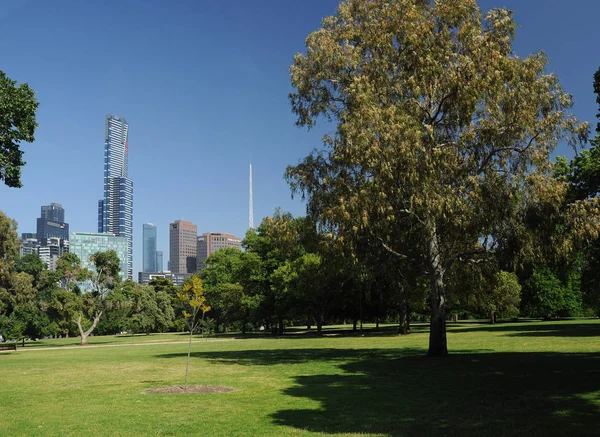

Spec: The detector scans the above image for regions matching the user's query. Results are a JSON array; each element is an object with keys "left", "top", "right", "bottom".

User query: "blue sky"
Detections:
[{"left": 2, "top": 0, "right": 599, "bottom": 276}]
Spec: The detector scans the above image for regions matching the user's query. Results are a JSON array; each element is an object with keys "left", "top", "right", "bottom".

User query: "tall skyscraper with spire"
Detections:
[{"left": 98, "top": 115, "right": 133, "bottom": 279}]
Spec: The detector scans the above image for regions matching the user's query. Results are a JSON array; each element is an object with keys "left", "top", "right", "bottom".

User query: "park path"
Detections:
[{"left": 3, "top": 337, "right": 239, "bottom": 353}]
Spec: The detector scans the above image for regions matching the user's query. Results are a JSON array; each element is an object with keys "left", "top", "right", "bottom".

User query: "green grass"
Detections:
[{"left": 1, "top": 320, "right": 599, "bottom": 436}]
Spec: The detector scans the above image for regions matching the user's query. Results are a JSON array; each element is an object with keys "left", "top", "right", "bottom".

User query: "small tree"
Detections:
[
  {"left": 177, "top": 276, "right": 210, "bottom": 391},
  {"left": 487, "top": 271, "right": 521, "bottom": 323},
  {"left": 76, "top": 251, "right": 120, "bottom": 346}
]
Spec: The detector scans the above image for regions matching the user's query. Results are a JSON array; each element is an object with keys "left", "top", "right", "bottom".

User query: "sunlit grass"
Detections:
[{"left": 1, "top": 319, "right": 599, "bottom": 436}]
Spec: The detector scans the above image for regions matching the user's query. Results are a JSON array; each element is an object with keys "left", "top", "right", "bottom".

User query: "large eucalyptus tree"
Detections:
[{"left": 287, "top": 0, "right": 592, "bottom": 356}]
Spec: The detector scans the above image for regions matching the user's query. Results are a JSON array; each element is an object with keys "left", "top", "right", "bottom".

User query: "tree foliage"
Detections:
[
  {"left": 286, "top": 0, "right": 594, "bottom": 356},
  {"left": 0, "top": 70, "right": 39, "bottom": 188}
]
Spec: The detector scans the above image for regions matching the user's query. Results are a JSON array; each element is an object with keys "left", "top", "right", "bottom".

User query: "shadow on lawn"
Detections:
[
  {"left": 159, "top": 347, "right": 600, "bottom": 436},
  {"left": 449, "top": 321, "right": 600, "bottom": 338}
]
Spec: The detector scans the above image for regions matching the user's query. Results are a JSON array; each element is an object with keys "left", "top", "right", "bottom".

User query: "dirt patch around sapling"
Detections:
[{"left": 144, "top": 385, "right": 233, "bottom": 394}]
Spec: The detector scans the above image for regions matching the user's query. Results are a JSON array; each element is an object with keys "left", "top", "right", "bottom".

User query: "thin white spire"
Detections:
[{"left": 249, "top": 163, "right": 254, "bottom": 229}]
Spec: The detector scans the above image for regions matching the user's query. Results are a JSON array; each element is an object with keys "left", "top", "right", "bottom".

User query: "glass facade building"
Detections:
[
  {"left": 155, "top": 250, "right": 163, "bottom": 273},
  {"left": 98, "top": 115, "right": 133, "bottom": 279},
  {"left": 142, "top": 223, "right": 157, "bottom": 273},
  {"left": 70, "top": 232, "right": 129, "bottom": 283},
  {"left": 37, "top": 203, "right": 69, "bottom": 244}
]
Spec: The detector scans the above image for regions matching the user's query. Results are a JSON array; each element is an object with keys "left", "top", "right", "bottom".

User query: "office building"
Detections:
[
  {"left": 41, "top": 203, "right": 65, "bottom": 222},
  {"left": 21, "top": 233, "right": 36, "bottom": 240},
  {"left": 169, "top": 220, "right": 197, "bottom": 274},
  {"left": 70, "top": 232, "right": 129, "bottom": 283},
  {"left": 98, "top": 115, "right": 133, "bottom": 279},
  {"left": 196, "top": 232, "right": 242, "bottom": 271},
  {"left": 19, "top": 238, "right": 40, "bottom": 258},
  {"left": 142, "top": 223, "right": 157, "bottom": 273},
  {"left": 38, "top": 237, "right": 69, "bottom": 271},
  {"left": 36, "top": 203, "right": 69, "bottom": 244},
  {"left": 155, "top": 250, "right": 163, "bottom": 273}
]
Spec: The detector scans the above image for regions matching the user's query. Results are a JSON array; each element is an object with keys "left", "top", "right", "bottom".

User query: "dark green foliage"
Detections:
[
  {"left": 0, "top": 70, "right": 39, "bottom": 188},
  {"left": 15, "top": 253, "right": 47, "bottom": 285},
  {"left": 124, "top": 281, "right": 175, "bottom": 334},
  {"left": 522, "top": 266, "right": 582, "bottom": 319}
]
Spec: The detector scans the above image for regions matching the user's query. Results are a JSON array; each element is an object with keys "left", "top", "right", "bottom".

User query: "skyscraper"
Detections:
[
  {"left": 142, "top": 223, "right": 157, "bottom": 273},
  {"left": 98, "top": 115, "right": 133, "bottom": 279},
  {"left": 169, "top": 220, "right": 197, "bottom": 274},
  {"left": 155, "top": 250, "right": 163, "bottom": 273},
  {"left": 41, "top": 203, "right": 65, "bottom": 222},
  {"left": 37, "top": 202, "right": 69, "bottom": 244}
]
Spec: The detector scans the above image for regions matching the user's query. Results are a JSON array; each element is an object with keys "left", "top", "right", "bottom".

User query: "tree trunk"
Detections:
[
  {"left": 353, "top": 319, "right": 357, "bottom": 332},
  {"left": 241, "top": 321, "right": 246, "bottom": 335},
  {"left": 398, "top": 299, "right": 409, "bottom": 335},
  {"left": 76, "top": 311, "right": 102, "bottom": 347},
  {"left": 427, "top": 231, "right": 448, "bottom": 357},
  {"left": 185, "top": 328, "right": 193, "bottom": 392},
  {"left": 375, "top": 317, "right": 380, "bottom": 329},
  {"left": 490, "top": 310, "right": 497, "bottom": 324},
  {"left": 278, "top": 318, "right": 284, "bottom": 335}
]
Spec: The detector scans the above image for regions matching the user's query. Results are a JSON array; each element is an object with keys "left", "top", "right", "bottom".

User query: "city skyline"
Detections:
[{"left": 2, "top": 0, "right": 599, "bottom": 277}]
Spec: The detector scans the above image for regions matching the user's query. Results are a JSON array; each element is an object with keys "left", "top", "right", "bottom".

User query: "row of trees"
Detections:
[{"left": 2, "top": 198, "right": 598, "bottom": 347}]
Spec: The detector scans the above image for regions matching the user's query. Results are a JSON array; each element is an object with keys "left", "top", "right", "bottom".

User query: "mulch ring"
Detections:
[{"left": 144, "top": 385, "right": 233, "bottom": 395}]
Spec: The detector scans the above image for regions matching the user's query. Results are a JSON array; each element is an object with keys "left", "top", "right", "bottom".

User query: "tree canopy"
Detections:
[{"left": 0, "top": 70, "right": 39, "bottom": 188}]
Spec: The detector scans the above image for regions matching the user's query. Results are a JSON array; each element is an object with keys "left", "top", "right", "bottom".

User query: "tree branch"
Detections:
[
  {"left": 372, "top": 234, "right": 408, "bottom": 260},
  {"left": 446, "top": 248, "right": 495, "bottom": 271}
]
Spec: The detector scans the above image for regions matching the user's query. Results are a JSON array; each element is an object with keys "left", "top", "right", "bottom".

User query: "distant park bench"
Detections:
[{"left": 0, "top": 343, "right": 17, "bottom": 351}]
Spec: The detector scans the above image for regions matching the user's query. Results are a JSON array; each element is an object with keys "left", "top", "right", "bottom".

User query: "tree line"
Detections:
[{"left": 1, "top": 196, "right": 599, "bottom": 346}]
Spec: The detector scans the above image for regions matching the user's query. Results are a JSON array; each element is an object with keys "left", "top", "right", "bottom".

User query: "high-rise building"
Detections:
[
  {"left": 155, "top": 250, "right": 163, "bottom": 273},
  {"left": 169, "top": 220, "right": 197, "bottom": 274},
  {"left": 38, "top": 237, "right": 69, "bottom": 271},
  {"left": 41, "top": 203, "right": 65, "bottom": 222},
  {"left": 98, "top": 115, "right": 133, "bottom": 279},
  {"left": 36, "top": 203, "right": 69, "bottom": 244},
  {"left": 19, "top": 238, "right": 40, "bottom": 258},
  {"left": 196, "top": 232, "right": 242, "bottom": 271},
  {"left": 142, "top": 223, "right": 157, "bottom": 273},
  {"left": 70, "top": 232, "right": 129, "bottom": 283}
]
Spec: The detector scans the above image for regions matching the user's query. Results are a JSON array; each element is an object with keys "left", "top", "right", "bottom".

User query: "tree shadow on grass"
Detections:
[
  {"left": 211, "top": 325, "right": 432, "bottom": 340},
  {"left": 161, "top": 347, "right": 600, "bottom": 436},
  {"left": 156, "top": 347, "right": 425, "bottom": 366},
  {"left": 449, "top": 321, "right": 600, "bottom": 338}
]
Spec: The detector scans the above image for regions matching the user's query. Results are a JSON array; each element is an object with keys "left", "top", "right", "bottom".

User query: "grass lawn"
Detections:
[{"left": 1, "top": 320, "right": 599, "bottom": 436}]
